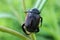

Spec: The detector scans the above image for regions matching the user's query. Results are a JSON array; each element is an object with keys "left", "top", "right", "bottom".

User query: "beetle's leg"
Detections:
[
  {"left": 22, "top": 24, "right": 29, "bottom": 35},
  {"left": 40, "top": 17, "right": 43, "bottom": 26}
]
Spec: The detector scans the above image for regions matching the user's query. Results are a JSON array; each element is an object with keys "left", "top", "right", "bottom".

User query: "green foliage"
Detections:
[{"left": 0, "top": 0, "right": 60, "bottom": 40}]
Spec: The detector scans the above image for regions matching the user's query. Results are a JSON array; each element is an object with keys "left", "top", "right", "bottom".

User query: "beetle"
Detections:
[{"left": 22, "top": 8, "right": 42, "bottom": 35}]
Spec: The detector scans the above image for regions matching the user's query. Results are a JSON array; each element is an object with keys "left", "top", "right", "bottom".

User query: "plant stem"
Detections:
[
  {"left": 29, "top": 33, "right": 36, "bottom": 40},
  {"left": 39, "top": 0, "right": 46, "bottom": 11},
  {"left": 33, "top": 0, "right": 46, "bottom": 11},
  {"left": 22, "top": 0, "right": 26, "bottom": 13},
  {"left": 0, "top": 26, "right": 30, "bottom": 40},
  {"left": 33, "top": 0, "right": 41, "bottom": 9}
]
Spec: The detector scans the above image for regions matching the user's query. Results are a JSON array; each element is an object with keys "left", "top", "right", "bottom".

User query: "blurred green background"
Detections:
[{"left": 0, "top": 0, "right": 60, "bottom": 40}]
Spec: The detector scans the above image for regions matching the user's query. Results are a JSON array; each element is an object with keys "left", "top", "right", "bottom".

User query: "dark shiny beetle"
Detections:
[{"left": 22, "top": 8, "right": 42, "bottom": 35}]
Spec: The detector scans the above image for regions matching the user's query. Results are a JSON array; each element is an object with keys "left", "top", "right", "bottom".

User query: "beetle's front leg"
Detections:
[{"left": 22, "top": 23, "right": 29, "bottom": 35}]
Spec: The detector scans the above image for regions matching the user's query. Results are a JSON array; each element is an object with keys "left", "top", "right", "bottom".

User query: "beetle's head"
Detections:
[{"left": 25, "top": 8, "right": 40, "bottom": 14}]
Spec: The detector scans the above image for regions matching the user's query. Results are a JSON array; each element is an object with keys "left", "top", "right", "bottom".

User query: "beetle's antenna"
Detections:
[
  {"left": 33, "top": 0, "right": 42, "bottom": 9},
  {"left": 38, "top": 0, "right": 46, "bottom": 11},
  {"left": 22, "top": 0, "right": 26, "bottom": 14}
]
